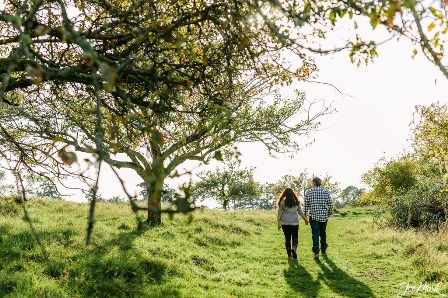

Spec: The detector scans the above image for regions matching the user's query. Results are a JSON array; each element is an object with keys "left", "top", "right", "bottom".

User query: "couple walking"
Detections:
[{"left": 276, "top": 177, "right": 333, "bottom": 260}]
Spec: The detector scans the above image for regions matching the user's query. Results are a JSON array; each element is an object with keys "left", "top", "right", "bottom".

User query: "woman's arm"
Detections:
[
  {"left": 300, "top": 214, "right": 309, "bottom": 225},
  {"left": 298, "top": 203, "right": 309, "bottom": 225},
  {"left": 277, "top": 204, "right": 282, "bottom": 230}
]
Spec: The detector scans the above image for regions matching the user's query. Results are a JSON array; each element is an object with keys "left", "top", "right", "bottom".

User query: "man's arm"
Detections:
[
  {"left": 304, "top": 191, "right": 310, "bottom": 217},
  {"left": 326, "top": 191, "right": 333, "bottom": 217}
]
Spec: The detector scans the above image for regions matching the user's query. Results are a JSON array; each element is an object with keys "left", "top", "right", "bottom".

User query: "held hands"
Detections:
[{"left": 304, "top": 218, "right": 309, "bottom": 225}]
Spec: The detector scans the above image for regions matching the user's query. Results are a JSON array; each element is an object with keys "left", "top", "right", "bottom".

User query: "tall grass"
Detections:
[{"left": 0, "top": 200, "right": 446, "bottom": 297}]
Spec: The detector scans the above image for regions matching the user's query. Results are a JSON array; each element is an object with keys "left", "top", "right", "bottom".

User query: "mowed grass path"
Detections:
[{"left": 0, "top": 200, "right": 447, "bottom": 297}]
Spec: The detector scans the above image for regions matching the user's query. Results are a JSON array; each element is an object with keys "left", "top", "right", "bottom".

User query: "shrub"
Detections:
[
  {"left": 388, "top": 181, "right": 447, "bottom": 229},
  {"left": 362, "top": 156, "right": 447, "bottom": 230},
  {"left": 0, "top": 196, "right": 21, "bottom": 216}
]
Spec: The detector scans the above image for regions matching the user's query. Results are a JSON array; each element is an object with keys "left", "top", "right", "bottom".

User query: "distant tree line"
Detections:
[{"left": 188, "top": 147, "right": 352, "bottom": 211}]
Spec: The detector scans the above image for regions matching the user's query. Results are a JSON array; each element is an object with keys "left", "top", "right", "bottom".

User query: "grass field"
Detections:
[{"left": 0, "top": 199, "right": 447, "bottom": 297}]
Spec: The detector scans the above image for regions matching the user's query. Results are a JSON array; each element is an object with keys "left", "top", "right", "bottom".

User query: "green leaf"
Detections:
[
  {"left": 214, "top": 150, "right": 223, "bottom": 161},
  {"left": 151, "top": 129, "right": 164, "bottom": 146},
  {"left": 329, "top": 10, "right": 336, "bottom": 26},
  {"left": 58, "top": 149, "right": 77, "bottom": 166},
  {"left": 369, "top": 11, "right": 379, "bottom": 29},
  {"left": 52, "top": 137, "right": 66, "bottom": 143}
]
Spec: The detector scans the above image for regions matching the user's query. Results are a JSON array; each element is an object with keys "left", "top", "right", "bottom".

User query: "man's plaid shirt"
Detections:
[{"left": 304, "top": 186, "right": 333, "bottom": 222}]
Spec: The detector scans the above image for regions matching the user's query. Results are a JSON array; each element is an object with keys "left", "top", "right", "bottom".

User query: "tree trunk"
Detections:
[
  {"left": 223, "top": 199, "right": 229, "bottom": 211},
  {"left": 147, "top": 195, "right": 161, "bottom": 226},
  {"left": 146, "top": 174, "right": 165, "bottom": 226}
]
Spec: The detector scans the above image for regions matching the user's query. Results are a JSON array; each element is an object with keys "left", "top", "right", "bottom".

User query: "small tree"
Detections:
[
  {"left": 338, "top": 186, "right": 365, "bottom": 208},
  {"left": 192, "top": 150, "right": 261, "bottom": 210},
  {"left": 24, "top": 174, "right": 60, "bottom": 199},
  {"left": 362, "top": 157, "right": 418, "bottom": 205},
  {"left": 234, "top": 183, "right": 276, "bottom": 210},
  {"left": 271, "top": 172, "right": 309, "bottom": 199},
  {"left": 138, "top": 183, "right": 177, "bottom": 206},
  {"left": 271, "top": 172, "right": 340, "bottom": 202}
]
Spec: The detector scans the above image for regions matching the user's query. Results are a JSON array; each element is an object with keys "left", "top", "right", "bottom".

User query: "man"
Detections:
[{"left": 304, "top": 177, "right": 333, "bottom": 259}]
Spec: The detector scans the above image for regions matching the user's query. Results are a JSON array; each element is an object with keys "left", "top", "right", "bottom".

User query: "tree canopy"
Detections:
[{"left": 0, "top": 0, "right": 333, "bottom": 226}]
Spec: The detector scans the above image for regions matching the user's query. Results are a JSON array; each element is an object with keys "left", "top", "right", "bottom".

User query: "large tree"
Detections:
[{"left": 0, "top": 0, "right": 333, "bottom": 226}]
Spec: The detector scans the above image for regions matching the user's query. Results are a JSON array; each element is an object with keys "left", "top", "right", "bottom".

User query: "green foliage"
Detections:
[
  {"left": 192, "top": 149, "right": 261, "bottom": 210},
  {"left": 0, "top": 0, "right": 335, "bottom": 224},
  {"left": 362, "top": 157, "right": 418, "bottom": 201},
  {"left": 363, "top": 155, "right": 447, "bottom": 229},
  {"left": 0, "top": 196, "right": 20, "bottom": 216},
  {"left": 0, "top": 1, "right": 447, "bottom": 227},
  {"left": 413, "top": 102, "right": 448, "bottom": 179},
  {"left": 84, "top": 187, "right": 105, "bottom": 202},
  {"left": 337, "top": 185, "right": 365, "bottom": 208},
  {"left": 233, "top": 183, "right": 276, "bottom": 210},
  {"left": 353, "top": 191, "right": 382, "bottom": 207},
  {"left": 271, "top": 172, "right": 309, "bottom": 198},
  {"left": 272, "top": 172, "right": 341, "bottom": 202},
  {"left": 108, "top": 196, "right": 126, "bottom": 204},
  {"left": 323, "top": 1, "right": 448, "bottom": 75},
  {"left": 24, "top": 174, "right": 60, "bottom": 199},
  {"left": 362, "top": 103, "right": 448, "bottom": 229}
]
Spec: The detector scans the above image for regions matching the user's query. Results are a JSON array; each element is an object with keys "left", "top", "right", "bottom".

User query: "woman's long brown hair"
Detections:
[{"left": 276, "top": 188, "right": 301, "bottom": 208}]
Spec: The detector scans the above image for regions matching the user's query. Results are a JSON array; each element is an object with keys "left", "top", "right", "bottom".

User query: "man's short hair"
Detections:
[{"left": 313, "top": 177, "right": 322, "bottom": 186}]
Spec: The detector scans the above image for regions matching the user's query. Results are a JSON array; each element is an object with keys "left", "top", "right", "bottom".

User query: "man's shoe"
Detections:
[
  {"left": 321, "top": 250, "right": 327, "bottom": 257},
  {"left": 313, "top": 253, "right": 319, "bottom": 259}
]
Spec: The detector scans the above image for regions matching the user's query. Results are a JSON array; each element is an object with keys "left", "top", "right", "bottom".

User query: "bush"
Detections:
[
  {"left": 362, "top": 156, "right": 447, "bottom": 230},
  {"left": 0, "top": 196, "right": 21, "bottom": 216},
  {"left": 387, "top": 181, "right": 447, "bottom": 230}
]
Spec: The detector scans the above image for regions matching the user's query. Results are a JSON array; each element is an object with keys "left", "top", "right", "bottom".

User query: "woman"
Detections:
[{"left": 277, "top": 188, "right": 308, "bottom": 259}]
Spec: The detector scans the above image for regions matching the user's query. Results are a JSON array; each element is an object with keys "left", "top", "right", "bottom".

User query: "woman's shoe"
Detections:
[{"left": 291, "top": 249, "right": 297, "bottom": 260}]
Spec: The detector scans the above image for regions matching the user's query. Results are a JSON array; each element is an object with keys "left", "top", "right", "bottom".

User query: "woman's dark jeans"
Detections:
[
  {"left": 281, "top": 224, "right": 299, "bottom": 254},
  {"left": 310, "top": 219, "right": 328, "bottom": 253}
]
